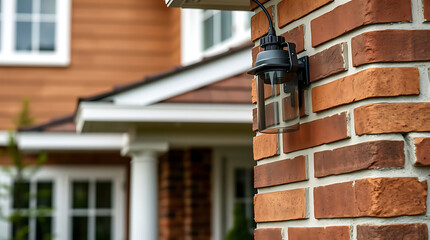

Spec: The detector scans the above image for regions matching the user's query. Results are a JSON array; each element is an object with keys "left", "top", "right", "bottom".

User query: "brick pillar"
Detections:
[
  {"left": 184, "top": 149, "right": 211, "bottom": 240},
  {"left": 251, "top": 0, "right": 430, "bottom": 239},
  {"left": 159, "top": 150, "right": 185, "bottom": 240}
]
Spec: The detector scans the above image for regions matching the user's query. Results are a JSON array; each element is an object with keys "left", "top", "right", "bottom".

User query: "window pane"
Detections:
[
  {"left": 72, "top": 181, "right": 89, "bottom": 209},
  {"left": 36, "top": 217, "right": 52, "bottom": 240},
  {"left": 37, "top": 181, "right": 53, "bottom": 208},
  {"left": 12, "top": 216, "right": 29, "bottom": 239},
  {"left": 72, "top": 217, "right": 88, "bottom": 240},
  {"left": 96, "top": 217, "right": 111, "bottom": 240},
  {"left": 39, "top": 22, "right": 55, "bottom": 51},
  {"left": 246, "top": 12, "right": 253, "bottom": 30},
  {"left": 96, "top": 181, "right": 112, "bottom": 209},
  {"left": 16, "top": 21, "right": 32, "bottom": 51},
  {"left": 235, "top": 169, "right": 246, "bottom": 198},
  {"left": 203, "top": 17, "right": 214, "bottom": 50},
  {"left": 40, "top": 0, "right": 55, "bottom": 14},
  {"left": 0, "top": 20, "right": 2, "bottom": 51},
  {"left": 221, "top": 11, "right": 232, "bottom": 41},
  {"left": 17, "top": 0, "right": 33, "bottom": 13},
  {"left": 0, "top": 0, "right": 1, "bottom": 50},
  {"left": 13, "top": 181, "right": 30, "bottom": 209}
]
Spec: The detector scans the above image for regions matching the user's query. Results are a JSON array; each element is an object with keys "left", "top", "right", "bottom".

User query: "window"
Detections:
[
  {"left": 0, "top": 167, "right": 125, "bottom": 240},
  {"left": 181, "top": 9, "right": 252, "bottom": 65},
  {"left": 0, "top": 0, "right": 70, "bottom": 65},
  {"left": 70, "top": 180, "right": 114, "bottom": 240},
  {"left": 232, "top": 168, "right": 255, "bottom": 232},
  {"left": 11, "top": 180, "right": 54, "bottom": 240},
  {"left": 0, "top": 0, "right": 2, "bottom": 51},
  {"left": 202, "top": 10, "right": 233, "bottom": 50},
  {"left": 212, "top": 147, "right": 255, "bottom": 240}
]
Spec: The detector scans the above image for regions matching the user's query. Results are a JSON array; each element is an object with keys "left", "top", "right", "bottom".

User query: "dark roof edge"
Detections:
[
  {"left": 18, "top": 114, "right": 75, "bottom": 132},
  {"left": 78, "top": 42, "right": 253, "bottom": 103}
]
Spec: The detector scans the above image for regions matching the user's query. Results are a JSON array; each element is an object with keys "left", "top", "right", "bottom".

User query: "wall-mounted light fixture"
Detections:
[{"left": 248, "top": 0, "right": 310, "bottom": 134}]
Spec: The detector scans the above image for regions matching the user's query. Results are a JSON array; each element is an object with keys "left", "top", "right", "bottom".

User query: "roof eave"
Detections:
[{"left": 165, "top": 0, "right": 250, "bottom": 11}]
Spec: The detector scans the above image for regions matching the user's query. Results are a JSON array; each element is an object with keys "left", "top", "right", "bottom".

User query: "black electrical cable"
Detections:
[{"left": 251, "top": 0, "right": 275, "bottom": 36}]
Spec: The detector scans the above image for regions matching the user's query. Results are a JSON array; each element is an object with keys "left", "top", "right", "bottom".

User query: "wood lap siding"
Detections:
[{"left": 0, "top": 0, "right": 180, "bottom": 129}]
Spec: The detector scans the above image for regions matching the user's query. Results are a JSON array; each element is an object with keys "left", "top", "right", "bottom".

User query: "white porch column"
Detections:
[{"left": 122, "top": 142, "right": 168, "bottom": 240}]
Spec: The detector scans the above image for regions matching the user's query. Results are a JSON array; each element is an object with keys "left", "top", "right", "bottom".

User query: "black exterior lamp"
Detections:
[{"left": 248, "top": 0, "right": 310, "bottom": 134}]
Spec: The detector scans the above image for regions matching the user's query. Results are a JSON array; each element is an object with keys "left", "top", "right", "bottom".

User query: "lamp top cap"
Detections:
[{"left": 260, "top": 34, "right": 285, "bottom": 51}]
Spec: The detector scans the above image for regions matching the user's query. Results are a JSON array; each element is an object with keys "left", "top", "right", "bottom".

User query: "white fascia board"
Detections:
[
  {"left": 17, "top": 132, "right": 127, "bottom": 152},
  {"left": 166, "top": 0, "right": 250, "bottom": 11},
  {"left": 135, "top": 132, "right": 253, "bottom": 147},
  {"left": 107, "top": 47, "right": 251, "bottom": 106},
  {"left": 0, "top": 131, "right": 10, "bottom": 146},
  {"left": 76, "top": 102, "right": 253, "bottom": 133}
]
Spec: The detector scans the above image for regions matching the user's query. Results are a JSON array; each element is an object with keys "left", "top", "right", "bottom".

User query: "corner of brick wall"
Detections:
[{"left": 251, "top": 0, "right": 430, "bottom": 239}]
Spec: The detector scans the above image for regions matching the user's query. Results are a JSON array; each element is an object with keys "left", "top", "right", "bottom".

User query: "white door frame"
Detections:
[{"left": 212, "top": 146, "right": 254, "bottom": 240}]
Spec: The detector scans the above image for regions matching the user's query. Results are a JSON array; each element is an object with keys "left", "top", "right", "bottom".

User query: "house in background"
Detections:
[
  {"left": 0, "top": 0, "right": 256, "bottom": 240},
  {"left": 170, "top": 1, "right": 430, "bottom": 240}
]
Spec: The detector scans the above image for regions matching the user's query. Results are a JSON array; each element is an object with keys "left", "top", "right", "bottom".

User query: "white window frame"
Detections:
[
  {"left": 181, "top": 9, "right": 251, "bottom": 66},
  {"left": 0, "top": 0, "right": 71, "bottom": 66},
  {"left": 0, "top": 166, "right": 126, "bottom": 240}
]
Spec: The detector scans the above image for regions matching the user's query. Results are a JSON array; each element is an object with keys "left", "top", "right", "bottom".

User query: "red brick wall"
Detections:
[
  {"left": 183, "top": 149, "right": 211, "bottom": 240},
  {"left": 251, "top": 0, "right": 430, "bottom": 239},
  {"left": 158, "top": 149, "right": 212, "bottom": 240},
  {"left": 159, "top": 150, "right": 185, "bottom": 240}
]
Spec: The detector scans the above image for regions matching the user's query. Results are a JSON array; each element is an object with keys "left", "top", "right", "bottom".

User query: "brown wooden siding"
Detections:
[{"left": 0, "top": 0, "right": 180, "bottom": 129}]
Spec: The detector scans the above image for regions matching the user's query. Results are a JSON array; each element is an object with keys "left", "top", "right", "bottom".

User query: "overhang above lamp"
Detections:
[{"left": 248, "top": 0, "right": 310, "bottom": 134}]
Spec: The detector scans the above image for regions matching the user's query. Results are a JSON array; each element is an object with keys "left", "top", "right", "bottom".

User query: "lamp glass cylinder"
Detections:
[{"left": 256, "top": 70, "right": 299, "bottom": 133}]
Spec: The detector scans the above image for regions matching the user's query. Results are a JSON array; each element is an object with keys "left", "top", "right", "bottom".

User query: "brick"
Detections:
[
  {"left": 312, "top": 67, "right": 420, "bottom": 112},
  {"left": 251, "top": 6, "right": 273, "bottom": 42},
  {"left": 311, "top": 0, "right": 411, "bottom": 47},
  {"left": 251, "top": 78, "right": 257, "bottom": 104},
  {"left": 280, "top": 25, "right": 305, "bottom": 53},
  {"left": 425, "top": 0, "right": 430, "bottom": 21},
  {"left": 414, "top": 137, "right": 430, "bottom": 166},
  {"left": 309, "top": 43, "right": 347, "bottom": 82},
  {"left": 277, "top": 0, "right": 332, "bottom": 27},
  {"left": 289, "top": 226, "right": 350, "bottom": 240},
  {"left": 252, "top": 46, "right": 262, "bottom": 67},
  {"left": 252, "top": 95, "right": 306, "bottom": 132},
  {"left": 254, "top": 228, "right": 282, "bottom": 240},
  {"left": 314, "top": 177, "right": 428, "bottom": 219},
  {"left": 250, "top": 0, "right": 269, "bottom": 11},
  {"left": 354, "top": 103, "right": 430, "bottom": 135},
  {"left": 254, "top": 188, "right": 307, "bottom": 222},
  {"left": 253, "top": 134, "right": 278, "bottom": 160},
  {"left": 254, "top": 156, "right": 307, "bottom": 188},
  {"left": 360, "top": 225, "right": 428, "bottom": 240},
  {"left": 314, "top": 141, "right": 405, "bottom": 178},
  {"left": 283, "top": 112, "right": 349, "bottom": 153},
  {"left": 352, "top": 30, "right": 430, "bottom": 67},
  {"left": 357, "top": 223, "right": 428, "bottom": 240}
]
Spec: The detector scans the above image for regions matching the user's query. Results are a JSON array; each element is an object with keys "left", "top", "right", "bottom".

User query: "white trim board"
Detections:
[
  {"left": 0, "top": 131, "right": 9, "bottom": 146},
  {"left": 104, "top": 47, "right": 251, "bottom": 106},
  {"left": 133, "top": 132, "right": 253, "bottom": 148},
  {"left": 165, "top": 0, "right": 250, "bottom": 11},
  {"left": 17, "top": 132, "right": 127, "bottom": 152},
  {"left": 76, "top": 103, "right": 253, "bottom": 133}
]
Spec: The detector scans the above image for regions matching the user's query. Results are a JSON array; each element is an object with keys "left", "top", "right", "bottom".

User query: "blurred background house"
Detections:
[{"left": 0, "top": 0, "right": 255, "bottom": 239}]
